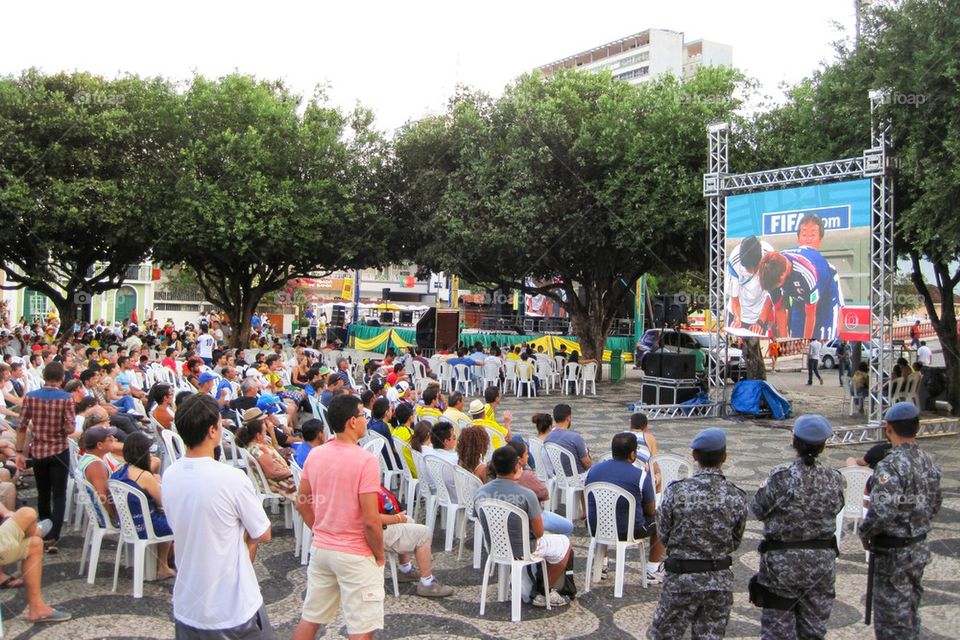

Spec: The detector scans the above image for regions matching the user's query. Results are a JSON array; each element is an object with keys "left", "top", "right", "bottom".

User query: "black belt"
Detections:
[
  {"left": 759, "top": 536, "right": 838, "bottom": 555},
  {"left": 872, "top": 533, "right": 926, "bottom": 549},
  {"left": 664, "top": 556, "right": 732, "bottom": 574}
]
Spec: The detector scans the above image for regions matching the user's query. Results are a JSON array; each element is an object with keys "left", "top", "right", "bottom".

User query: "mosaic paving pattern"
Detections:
[{"left": 1, "top": 370, "right": 956, "bottom": 639}]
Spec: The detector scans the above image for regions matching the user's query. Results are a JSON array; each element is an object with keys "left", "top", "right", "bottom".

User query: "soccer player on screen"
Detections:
[
  {"left": 757, "top": 248, "right": 836, "bottom": 340},
  {"left": 726, "top": 235, "right": 774, "bottom": 334}
]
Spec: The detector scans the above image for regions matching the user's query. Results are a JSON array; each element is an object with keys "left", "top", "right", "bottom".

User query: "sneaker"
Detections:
[
  {"left": 532, "top": 589, "right": 569, "bottom": 608},
  {"left": 396, "top": 569, "right": 420, "bottom": 583},
  {"left": 820, "top": 379, "right": 824, "bottom": 385},
  {"left": 37, "top": 519, "right": 53, "bottom": 539},
  {"left": 645, "top": 568, "right": 665, "bottom": 586},
  {"left": 416, "top": 580, "right": 454, "bottom": 597}
]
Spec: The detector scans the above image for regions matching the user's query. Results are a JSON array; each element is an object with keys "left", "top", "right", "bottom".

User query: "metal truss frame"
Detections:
[
  {"left": 703, "top": 92, "right": 894, "bottom": 421},
  {"left": 826, "top": 417, "right": 960, "bottom": 447},
  {"left": 634, "top": 403, "right": 723, "bottom": 420}
]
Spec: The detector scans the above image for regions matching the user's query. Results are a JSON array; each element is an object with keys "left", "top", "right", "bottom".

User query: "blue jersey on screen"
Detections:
[{"left": 779, "top": 247, "right": 839, "bottom": 340}]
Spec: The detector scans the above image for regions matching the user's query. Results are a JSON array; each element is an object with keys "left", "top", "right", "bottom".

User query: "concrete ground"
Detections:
[{"left": 0, "top": 360, "right": 956, "bottom": 639}]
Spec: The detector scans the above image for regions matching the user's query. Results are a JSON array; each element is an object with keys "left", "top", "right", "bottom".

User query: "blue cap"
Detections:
[
  {"left": 884, "top": 401, "right": 919, "bottom": 422},
  {"left": 256, "top": 394, "right": 282, "bottom": 414},
  {"left": 793, "top": 415, "right": 833, "bottom": 444},
  {"left": 198, "top": 372, "right": 217, "bottom": 385},
  {"left": 690, "top": 427, "right": 726, "bottom": 452}
]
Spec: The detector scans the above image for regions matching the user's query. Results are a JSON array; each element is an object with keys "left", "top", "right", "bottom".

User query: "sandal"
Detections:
[
  {"left": 31, "top": 609, "right": 71, "bottom": 623},
  {"left": 43, "top": 540, "right": 59, "bottom": 555},
  {"left": 0, "top": 575, "right": 24, "bottom": 589}
]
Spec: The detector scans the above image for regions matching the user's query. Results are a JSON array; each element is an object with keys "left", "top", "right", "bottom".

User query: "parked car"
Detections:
[
  {"left": 819, "top": 338, "right": 880, "bottom": 369},
  {"left": 636, "top": 329, "right": 745, "bottom": 381}
]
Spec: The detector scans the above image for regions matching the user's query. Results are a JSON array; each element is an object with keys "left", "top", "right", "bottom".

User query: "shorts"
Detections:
[
  {"left": 533, "top": 533, "right": 570, "bottom": 565},
  {"left": 0, "top": 517, "right": 30, "bottom": 565},
  {"left": 382, "top": 523, "right": 431, "bottom": 554},
  {"left": 302, "top": 548, "right": 384, "bottom": 635},
  {"left": 175, "top": 604, "right": 272, "bottom": 640}
]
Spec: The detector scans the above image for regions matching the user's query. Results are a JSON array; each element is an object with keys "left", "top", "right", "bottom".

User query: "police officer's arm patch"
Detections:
[{"left": 877, "top": 470, "right": 892, "bottom": 485}]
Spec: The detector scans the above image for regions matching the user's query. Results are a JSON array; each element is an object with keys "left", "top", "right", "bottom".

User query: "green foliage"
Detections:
[
  {"left": 152, "top": 74, "right": 394, "bottom": 346},
  {"left": 396, "top": 67, "right": 742, "bottom": 360},
  {"left": 0, "top": 70, "right": 180, "bottom": 324}
]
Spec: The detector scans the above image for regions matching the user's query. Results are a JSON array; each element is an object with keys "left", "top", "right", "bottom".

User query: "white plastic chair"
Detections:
[
  {"left": 581, "top": 362, "right": 598, "bottom": 396},
  {"left": 562, "top": 363, "right": 581, "bottom": 395},
  {"left": 423, "top": 456, "right": 465, "bottom": 552},
  {"left": 544, "top": 443, "right": 585, "bottom": 520},
  {"left": 410, "top": 449, "right": 431, "bottom": 524},
  {"left": 837, "top": 466, "right": 873, "bottom": 540},
  {"left": 219, "top": 428, "right": 244, "bottom": 468},
  {"left": 77, "top": 473, "right": 121, "bottom": 585},
  {"left": 584, "top": 482, "right": 648, "bottom": 597},
  {"left": 238, "top": 449, "right": 294, "bottom": 530},
  {"left": 515, "top": 363, "right": 536, "bottom": 398},
  {"left": 367, "top": 432, "right": 402, "bottom": 491},
  {"left": 476, "top": 499, "right": 551, "bottom": 622},
  {"left": 535, "top": 359, "right": 553, "bottom": 395},
  {"left": 66, "top": 439, "right": 83, "bottom": 531},
  {"left": 502, "top": 359, "right": 517, "bottom": 394},
  {"left": 108, "top": 480, "right": 174, "bottom": 598},
  {"left": 437, "top": 361, "right": 453, "bottom": 393},
  {"left": 393, "top": 438, "right": 421, "bottom": 521},
  {"left": 649, "top": 453, "right": 694, "bottom": 507},
  {"left": 847, "top": 383, "right": 866, "bottom": 417},
  {"left": 160, "top": 429, "right": 186, "bottom": 469},
  {"left": 527, "top": 438, "right": 557, "bottom": 511},
  {"left": 482, "top": 359, "right": 503, "bottom": 392},
  {"left": 411, "top": 360, "right": 427, "bottom": 382},
  {"left": 453, "top": 465, "right": 485, "bottom": 569},
  {"left": 453, "top": 364, "right": 474, "bottom": 396}
]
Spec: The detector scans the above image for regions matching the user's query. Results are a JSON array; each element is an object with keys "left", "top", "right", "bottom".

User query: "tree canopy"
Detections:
[
  {"left": 0, "top": 70, "right": 179, "bottom": 327},
  {"left": 395, "top": 67, "right": 742, "bottom": 366}
]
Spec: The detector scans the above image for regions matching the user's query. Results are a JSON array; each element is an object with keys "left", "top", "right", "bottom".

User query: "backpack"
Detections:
[{"left": 525, "top": 546, "right": 577, "bottom": 601}]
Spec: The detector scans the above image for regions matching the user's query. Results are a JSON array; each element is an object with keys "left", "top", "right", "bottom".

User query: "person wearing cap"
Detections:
[
  {"left": 385, "top": 379, "right": 413, "bottom": 407},
  {"left": 749, "top": 415, "right": 844, "bottom": 639},
  {"left": 78, "top": 425, "right": 120, "bottom": 524},
  {"left": 197, "top": 371, "right": 218, "bottom": 397},
  {"left": 648, "top": 427, "right": 747, "bottom": 640},
  {"left": 859, "top": 402, "right": 942, "bottom": 640}
]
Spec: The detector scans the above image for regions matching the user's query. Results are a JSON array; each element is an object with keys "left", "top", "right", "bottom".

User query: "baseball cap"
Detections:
[
  {"left": 198, "top": 372, "right": 217, "bottom": 385},
  {"left": 256, "top": 394, "right": 282, "bottom": 415},
  {"left": 81, "top": 425, "right": 119, "bottom": 450}
]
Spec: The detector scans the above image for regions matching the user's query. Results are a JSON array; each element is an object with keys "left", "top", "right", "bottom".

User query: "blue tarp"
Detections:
[{"left": 730, "top": 380, "right": 793, "bottom": 420}]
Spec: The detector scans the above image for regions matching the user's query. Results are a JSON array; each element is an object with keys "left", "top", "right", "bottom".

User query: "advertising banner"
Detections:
[{"left": 725, "top": 179, "right": 871, "bottom": 341}]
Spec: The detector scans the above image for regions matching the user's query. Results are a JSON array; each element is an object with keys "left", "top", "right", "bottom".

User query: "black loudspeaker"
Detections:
[
  {"left": 380, "top": 312, "right": 394, "bottom": 324},
  {"left": 416, "top": 307, "right": 436, "bottom": 349},
  {"left": 643, "top": 352, "right": 696, "bottom": 379},
  {"left": 652, "top": 296, "right": 667, "bottom": 326},
  {"left": 641, "top": 383, "right": 700, "bottom": 405},
  {"left": 326, "top": 326, "right": 347, "bottom": 344},
  {"left": 382, "top": 287, "right": 391, "bottom": 301},
  {"left": 399, "top": 310, "right": 413, "bottom": 324},
  {"left": 667, "top": 293, "right": 689, "bottom": 326},
  {"left": 331, "top": 305, "right": 346, "bottom": 327}
]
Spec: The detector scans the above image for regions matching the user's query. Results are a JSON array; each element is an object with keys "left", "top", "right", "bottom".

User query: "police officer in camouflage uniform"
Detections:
[
  {"left": 647, "top": 428, "right": 747, "bottom": 640},
  {"left": 859, "top": 402, "right": 942, "bottom": 640},
  {"left": 750, "top": 415, "right": 845, "bottom": 639}
]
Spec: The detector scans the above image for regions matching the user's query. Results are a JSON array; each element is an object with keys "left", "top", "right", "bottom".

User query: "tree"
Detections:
[
  {"left": 396, "top": 68, "right": 742, "bottom": 374},
  {"left": 153, "top": 75, "right": 393, "bottom": 348},
  {"left": 745, "top": 0, "right": 960, "bottom": 413},
  {"left": 0, "top": 70, "right": 179, "bottom": 328}
]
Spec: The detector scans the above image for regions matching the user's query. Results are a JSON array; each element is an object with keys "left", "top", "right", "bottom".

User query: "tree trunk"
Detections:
[
  {"left": 910, "top": 253, "right": 959, "bottom": 416},
  {"left": 567, "top": 288, "right": 611, "bottom": 382},
  {"left": 49, "top": 292, "right": 76, "bottom": 338},
  {"left": 743, "top": 337, "right": 766, "bottom": 380}
]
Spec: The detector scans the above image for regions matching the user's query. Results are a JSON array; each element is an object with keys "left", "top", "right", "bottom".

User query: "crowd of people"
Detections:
[{"left": 0, "top": 310, "right": 945, "bottom": 640}]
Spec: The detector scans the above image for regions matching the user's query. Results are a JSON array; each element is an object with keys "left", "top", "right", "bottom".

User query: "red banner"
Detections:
[{"left": 839, "top": 306, "right": 871, "bottom": 342}]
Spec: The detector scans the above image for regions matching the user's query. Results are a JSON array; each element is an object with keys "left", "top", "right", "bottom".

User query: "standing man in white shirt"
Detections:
[
  {"left": 162, "top": 394, "right": 273, "bottom": 639},
  {"left": 806, "top": 338, "right": 823, "bottom": 385},
  {"left": 196, "top": 326, "right": 216, "bottom": 367},
  {"left": 916, "top": 341, "right": 932, "bottom": 367}
]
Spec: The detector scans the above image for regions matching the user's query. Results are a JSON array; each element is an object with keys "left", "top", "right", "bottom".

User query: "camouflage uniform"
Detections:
[
  {"left": 859, "top": 443, "right": 942, "bottom": 640},
  {"left": 647, "top": 468, "right": 747, "bottom": 640},
  {"left": 751, "top": 460, "right": 845, "bottom": 639}
]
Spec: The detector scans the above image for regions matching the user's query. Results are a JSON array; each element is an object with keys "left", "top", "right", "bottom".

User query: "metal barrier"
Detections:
[
  {"left": 826, "top": 417, "right": 960, "bottom": 446},
  {"left": 631, "top": 402, "right": 724, "bottom": 420}
]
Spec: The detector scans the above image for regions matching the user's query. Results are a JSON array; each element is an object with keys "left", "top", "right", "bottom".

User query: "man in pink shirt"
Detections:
[{"left": 294, "top": 394, "right": 385, "bottom": 640}]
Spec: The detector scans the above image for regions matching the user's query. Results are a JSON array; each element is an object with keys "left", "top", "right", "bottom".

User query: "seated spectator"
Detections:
[
  {"left": 293, "top": 419, "right": 324, "bottom": 470},
  {"left": 110, "top": 432, "right": 176, "bottom": 580},
  {"left": 500, "top": 440, "right": 572, "bottom": 535},
  {"left": 318, "top": 373, "right": 342, "bottom": 408},
  {"left": 360, "top": 389, "right": 376, "bottom": 418},
  {"left": 469, "top": 399, "right": 508, "bottom": 449},
  {"left": 78, "top": 425, "right": 119, "bottom": 523},
  {"left": 415, "top": 386, "right": 443, "bottom": 422},
  {"left": 369, "top": 398, "right": 400, "bottom": 470},
  {"left": 545, "top": 403, "right": 591, "bottom": 479},
  {"left": 627, "top": 412, "right": 660, "bottom": 490},
  {"left": 390, "top": 403, "right": 416, "bottom": 442},
  {"left": 229, "top": 378, "right": 260, "bottom": 417},
  {"left": 456, "top": 425, "right": 490, "bottom": 482},
  {"left": 422, "top": 421, "right": 458, "bottom": 497},
  {"left": 0, "top": 504, "right": 69, "bottom": 622},
  {"left": 147, "top": 383, "right": 175, "bottom": 431},
  {"left": 236, "top": 414, "right": 296, "bottom": 497},
  {"left": 475, "top": 446, "right": 572, "bottom": 608},
  {"left": 441, "top": 391, "right": 471, "bottom": 432},
  {"left": 585, "top": 432, "right": 665, "bottom": 584}
]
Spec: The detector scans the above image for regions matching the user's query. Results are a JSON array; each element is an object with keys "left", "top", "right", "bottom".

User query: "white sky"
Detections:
[{"left": 3, "top": 0, "right": 858, "bottom": 133}]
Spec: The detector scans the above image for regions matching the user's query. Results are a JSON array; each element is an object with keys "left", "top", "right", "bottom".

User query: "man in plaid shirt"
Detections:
[{"left": 15, "top": 362, "right": 75, "bottom": 549}]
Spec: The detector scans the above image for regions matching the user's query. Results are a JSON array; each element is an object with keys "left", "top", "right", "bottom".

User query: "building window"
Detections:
[{"left": 615, "top": 66, "right": 650, "bottom": 81}]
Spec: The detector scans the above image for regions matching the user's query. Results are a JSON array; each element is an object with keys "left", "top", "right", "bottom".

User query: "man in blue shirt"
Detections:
[
  {"left": 544, "top": 404, "right": 591, "bottom": 477},
  {"left": 368, "top": 398, "right": 399, "bottom": 471},
  {"left": 293, "top": 419, "right": 324, "bottom": 469},
  {"left": 585, "top": 432, "right": 664, "bottom": 584}
]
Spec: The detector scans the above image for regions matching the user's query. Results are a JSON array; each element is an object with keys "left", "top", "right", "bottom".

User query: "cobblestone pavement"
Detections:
[{"left": 1, "top": 369, "right": 956, "bottom": 639}]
